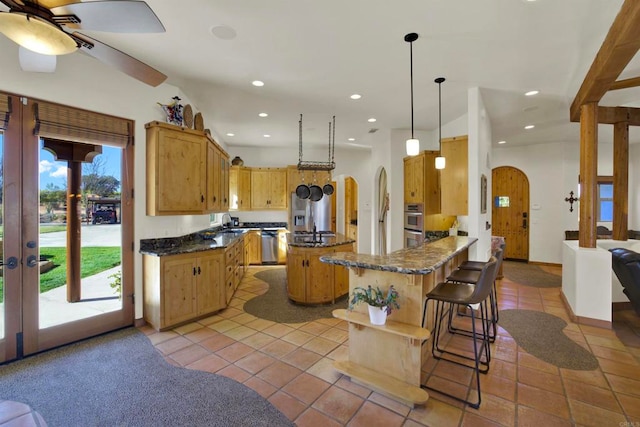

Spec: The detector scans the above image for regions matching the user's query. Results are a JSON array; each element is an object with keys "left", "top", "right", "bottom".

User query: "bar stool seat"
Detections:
[{"left": 422, "top": 257, "right": 498, "bottom": 409}]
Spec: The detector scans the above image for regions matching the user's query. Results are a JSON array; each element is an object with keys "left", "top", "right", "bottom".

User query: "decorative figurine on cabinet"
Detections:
[{"left": 157, "top": 96, "right": 184, "bottom": 126}]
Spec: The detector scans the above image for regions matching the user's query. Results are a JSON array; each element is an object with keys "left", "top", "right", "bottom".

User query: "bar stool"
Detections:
[
  {"left": 421, "top": 257, "right": 498, "bottom": 409},
  {"left": 445, "top": 247, "right": 504, "bottom": 342}
]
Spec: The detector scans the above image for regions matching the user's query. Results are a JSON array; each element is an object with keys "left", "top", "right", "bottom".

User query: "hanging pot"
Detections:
[
  {"left": 309, "top": 184, "right": 324, "bottom": 202},
  {"left": 296, "top": 183, "right": 310, "bottom": 199},
  {"left": 323, "top": 182, "right": 334, "bottom": 195}
]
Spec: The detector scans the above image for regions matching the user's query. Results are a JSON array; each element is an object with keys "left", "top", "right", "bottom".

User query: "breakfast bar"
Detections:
[{"left": 320, "top": 236, "right": 477, "bottom": 407}]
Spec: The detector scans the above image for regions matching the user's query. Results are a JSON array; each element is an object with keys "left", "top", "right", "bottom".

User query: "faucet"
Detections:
[{"left": 221, "top": 213, "right": 232, "bottom": 229}]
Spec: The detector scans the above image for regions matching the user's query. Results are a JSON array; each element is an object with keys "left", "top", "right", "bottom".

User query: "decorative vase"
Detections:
[
  {"left": 368, "top": 305, "right": 388, "bottom": 325},
  {"left": 231, "top": 156, "right": 244, "bottom": 166}
]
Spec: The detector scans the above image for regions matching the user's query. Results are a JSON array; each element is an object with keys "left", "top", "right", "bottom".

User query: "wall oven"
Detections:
[
  {"left": 404, "top": 229, "right": 424, "bottom": 248},
  {"left": 404, "top": 203, "right": 424, "bottom": 248},
  {"left": 404, "top": 203, "right": 423, "bottom": 231}
]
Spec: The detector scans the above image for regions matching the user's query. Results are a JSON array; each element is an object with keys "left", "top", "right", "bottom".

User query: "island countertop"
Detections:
[
  {"left": 286, "top": 232, "right": 355, "bottom": 248},
  {"left": 320, "top": 236, "right": 477, "bottom": 275}
]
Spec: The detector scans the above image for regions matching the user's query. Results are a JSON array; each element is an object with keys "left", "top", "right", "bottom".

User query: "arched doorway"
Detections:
[{"left": 492, "top": 166, "right": 530, "bottom": 260}]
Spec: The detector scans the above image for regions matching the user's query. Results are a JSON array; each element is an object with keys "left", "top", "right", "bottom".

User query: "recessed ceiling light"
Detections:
[
  {"left": 524, "top": 125, "right": 535, "bottom": 130},
  {"left": 498, "top": 140, "right": 506, "bottom": 144},
  {"left": 210, "top": 25, "right": 237, "bottom": 40},
  {"left": 350, "top": 94, "right": 361, "bottom": 100},
  {"left": 525, "top": 90, "right": 539, "bottom": 96},
  {"left": 258, "top": 113, "right": 268, "bottom": 117},
  {"left": 348, "top": 138, "right": 355, "bottom": 141},
  {"left": 367, "top": 118, "right": 376, "bottom": 123},
  {"left": 226, "top": 133, "right": 235, "bottom": 137},
  {"left": 263, "top": 134, "right": 271, "bottom": 138},
  {"left": 252, "top": 80, "right": 264, "bottom": 87}
]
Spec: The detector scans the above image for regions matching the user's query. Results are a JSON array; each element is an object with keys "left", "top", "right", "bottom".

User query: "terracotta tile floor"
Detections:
[{"left": 139, "top": 265, "right": 640, "bottom": 426}]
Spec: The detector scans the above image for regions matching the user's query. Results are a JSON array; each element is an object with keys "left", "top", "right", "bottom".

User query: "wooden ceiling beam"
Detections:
[
  {"left": 569, "top": 0, "right": 640, "bottom": 121},
  {"left": 588, "top": 106, "right": 640, "bottom": 125},
  {"left": 610, "top": 76, "right": 640, "bottom": 91}
]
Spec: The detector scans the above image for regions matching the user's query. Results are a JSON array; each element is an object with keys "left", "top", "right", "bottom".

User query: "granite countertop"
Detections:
[
  {"left": 286, "top": 232, "right": 355, "bottom": 248},
  {"left": 140, "top": 229, "right": 247, "bottom": 256},
  {"left": 320, "top": 236, "right": 477, "bottom": 275}
]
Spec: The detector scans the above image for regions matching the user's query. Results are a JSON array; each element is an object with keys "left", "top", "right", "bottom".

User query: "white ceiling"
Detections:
[{"left": 7, "top": 0, "right": 640, "bottom": 150}]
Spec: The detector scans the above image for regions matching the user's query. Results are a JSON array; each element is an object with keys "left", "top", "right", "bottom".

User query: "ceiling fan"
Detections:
[{"left": 0, "top": 0, "right": 167, "bottom": 86}]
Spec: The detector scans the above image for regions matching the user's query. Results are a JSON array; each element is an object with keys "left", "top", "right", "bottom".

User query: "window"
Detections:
[{"left": 597, "top": 177, "right": 613, "bottom": 222}]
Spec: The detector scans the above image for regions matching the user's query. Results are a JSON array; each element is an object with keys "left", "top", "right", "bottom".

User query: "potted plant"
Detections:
[{"left": 349, "top": 285, "right": 400, "bottom": 325}]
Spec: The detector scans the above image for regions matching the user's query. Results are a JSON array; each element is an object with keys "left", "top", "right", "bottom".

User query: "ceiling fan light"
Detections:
[
  {"left": 406, "top": 138, "right": 420, "bottom": 156},
  {"left": 435, "top": 156, "right": 446, "bottom": 170},
  {"left": 0, "top": 12, "right": 77, "bottom": 55}
]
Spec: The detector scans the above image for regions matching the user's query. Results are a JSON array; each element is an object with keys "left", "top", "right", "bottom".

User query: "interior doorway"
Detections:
[{"left": 492, "top": 166, "right": 530, "bottom": 260}]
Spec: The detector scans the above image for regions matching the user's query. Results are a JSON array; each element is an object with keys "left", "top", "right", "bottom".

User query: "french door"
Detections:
[{"left": 0, "top": 94, "right": 134, "bottom": 363}]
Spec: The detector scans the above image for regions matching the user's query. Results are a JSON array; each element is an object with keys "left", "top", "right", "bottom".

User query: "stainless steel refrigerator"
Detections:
[{"left": 290, "top": 193, "right": 331, "bottom": 233}]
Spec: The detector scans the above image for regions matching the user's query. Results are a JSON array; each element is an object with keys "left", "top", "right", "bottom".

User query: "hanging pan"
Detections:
[
  {"left": 309, "top": 184, "right": 324, "bottom": 201},
  {"left": 296, "top": 183, "right": 310, "bottom": 199}
]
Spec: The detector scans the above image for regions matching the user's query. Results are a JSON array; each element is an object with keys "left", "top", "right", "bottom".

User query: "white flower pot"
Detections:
[{"left": 368, "top": 305, "right": 388, "bottom": 325}]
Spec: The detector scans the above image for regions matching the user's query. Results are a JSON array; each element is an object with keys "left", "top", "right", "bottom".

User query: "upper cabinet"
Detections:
[
  {"left": 440, "top": 136, "right": 468, "bottom": 216},
  {"left": 146, "top": 121, "right": 228, "bottom": 216},
  {"left": 251, "top": 167, "right": 288, "bottom": 209},
  {"left": 229, "top": 166, "right": 251, "bottom": 211},
  {"left": 403, "top": 150, "right": 441, "bottom": 214}
]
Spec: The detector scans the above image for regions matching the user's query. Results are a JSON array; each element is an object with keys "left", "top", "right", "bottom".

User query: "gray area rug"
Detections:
[
  {"left": 499, "top": 309, "right": 599, "bottom": 370},
  {"left": 503, "top": 261, "right": 561, "bottom": 288},
  {"left": 244, "top": 268, "right": 347, "bottom": 323},
  {"left": 0, "top": 328, "right": 294, "bottom": 427}
]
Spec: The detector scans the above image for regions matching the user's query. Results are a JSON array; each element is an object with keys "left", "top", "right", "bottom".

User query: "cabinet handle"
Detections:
[
  {"left": 198, "top": 266, "right": 201, "bottom": 275},
  {"left": 193, "top": 267, "right": 197, "bottom": 276},
  {"left": 201, "top": 195, "right": 205, "bottom": 202},
  {"left": 302, "top": 260, "right": 305, "bottom": 268},
  {"left": 213, "top": 196, "right": 217, "bottom": 202}
]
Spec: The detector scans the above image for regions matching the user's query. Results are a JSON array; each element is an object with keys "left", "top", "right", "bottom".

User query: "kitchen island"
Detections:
[
  {"left": 286, "top": 232, "right": 355, "bottom": 304},
  {"left": 320, "top": 236, "right": 477, "bottom": 407}
]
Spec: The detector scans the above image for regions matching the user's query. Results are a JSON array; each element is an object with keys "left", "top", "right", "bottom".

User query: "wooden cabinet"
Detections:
[
  {"left": 229, "top": 166, "right": 251, "bottom": 211},
  {"left": 286, "top": 242, "right": 354, "bottom": 304},
  {"left": 225, "top": 237, "right": 244, "bottom": 304},
  {"left": 347, "top": 224, "right": 357, "bottom": 241},
  {"left": 251, "top": 168, "right": 288, "bottom": 209},
  {"left": 403, "top": 150, "right": 441, "bottom": 214},
  {"left": 440, "top": 136, "right": 468, "bottom": 216},
  {"left": 143, "top": 250, "right": 224, "bottom": 331},
  {"left": 344, "top": 177, "right": 358, "bottom": 234},
  {"left": 244, "top": 230, "right": 262, "bottom": 265},
  {"left": 146, "top": 121, "right": 229, "bottom": 215},
  {"left": 146, "top": 122, "right": 207, "bottom": 215},
  {"left": 404, "top": 154, "right": 425, "bottom": 204}
]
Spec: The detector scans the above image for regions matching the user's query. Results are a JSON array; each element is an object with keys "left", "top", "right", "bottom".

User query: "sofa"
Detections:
[{"left": 609, "top": 248, "right": 640, "bottom": 315}]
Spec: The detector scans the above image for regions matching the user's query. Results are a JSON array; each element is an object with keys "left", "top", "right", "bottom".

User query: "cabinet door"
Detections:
[
  {"left": 286, "top": 251, "right": 306, "bottom": 301},
  {"left": 251, "top": 170, "right": 270, "bottom": 209},
  {"left": 277, "top": 230, "right": 288, "bottom": 264},
  {"left": 162, "top": 256, "right": 198, "bottom": 327},
  {"left": 440, "top": 136, "right": 468, "bottom": 215},
  {"left": 221, "top": 153, "right": 230, "bottom": 211},
  {"left": 196, "top": 253, "right": 224, "bottom": 315},
  {"left": 207, "top": 141, "right": 221, "bottom": 212},
  {"left": 248, "top": 231, "right": 262, "bottom": 264},
  {"left": 155, "top": 128, "right": 206, "bottom": 214},
  {"left": 404, "top": 154, "right": 424, "bottom": 204},
  {"left": 333, "top": 244, "right": 354, "bottom": 299},
  {"left": 239, "top": 168, "right": 251, "bottom": 210},
  {"left": 306, "top": 251, "right": 334, "bottom": 303},
  {"left": 269, "top": 169, "right": 288, "bottom": 208}
]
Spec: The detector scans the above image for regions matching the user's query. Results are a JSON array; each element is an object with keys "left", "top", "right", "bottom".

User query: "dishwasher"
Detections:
[{"left": 261, "top": 229, "right": 279, "bottom": 264}]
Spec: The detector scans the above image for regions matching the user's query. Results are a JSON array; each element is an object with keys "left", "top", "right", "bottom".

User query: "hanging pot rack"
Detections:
[{"left": 297, "top": 114, "right": 336, "bottom": 171}]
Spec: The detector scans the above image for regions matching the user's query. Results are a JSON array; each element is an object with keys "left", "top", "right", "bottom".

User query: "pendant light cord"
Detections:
[
  {"left": 409, "top": 40, "right": 415, "bottom": 139},
  {"left": 438, "top": 79, "right": 441, "bottom": 148}
]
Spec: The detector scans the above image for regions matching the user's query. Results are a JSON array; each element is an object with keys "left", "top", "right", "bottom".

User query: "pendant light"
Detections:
[
  {"left": 404, "top": 33, "right": 419, "bottom": 156},
  {"left": 435, "top": 77, "right": 446, "bottom": 169}
]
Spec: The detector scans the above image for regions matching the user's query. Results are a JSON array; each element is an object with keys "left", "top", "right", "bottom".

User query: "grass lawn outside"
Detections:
[
  {"left": 0, "top": 224, "right": 67, "bottom": 238},
  {"left": 0, "top": 246, "right": 121, "bottom": 302}
]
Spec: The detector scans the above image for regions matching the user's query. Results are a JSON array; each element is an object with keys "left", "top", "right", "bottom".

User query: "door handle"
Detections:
[
  {"left": 26, "top": 255, "right": 38, "bottom": 268},
  {"left": 522, "top": 219, "right": 527, "bottom": 229},
  {"left": 5, "top": 256, "right": 18, "bottom": 269}
]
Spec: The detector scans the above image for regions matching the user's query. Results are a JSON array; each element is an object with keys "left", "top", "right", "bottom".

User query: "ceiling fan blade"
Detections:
[
  {"left": 73, "top": 32, "right": 166, "bottom": 87},
  {"left": 19, "top": 46, "right": 57, "bottom": 72},
  {"left": 51, "top": 1, "right": 165, "bottom": 33}
]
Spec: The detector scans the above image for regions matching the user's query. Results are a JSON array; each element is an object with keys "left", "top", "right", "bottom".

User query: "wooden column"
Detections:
[
  {"left": 579, "top": 103, "right": 598, "bottom": 248},
  {"left": 613, "top": 121, "right": 629, "bottom": 240},
  {"left": 66, "top": 162, "right": 82, "bottom": 302}
]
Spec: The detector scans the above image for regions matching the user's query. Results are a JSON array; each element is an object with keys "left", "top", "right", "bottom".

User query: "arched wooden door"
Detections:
[{"left": 492, "top": 166, "right": 529, "bottom": 260}]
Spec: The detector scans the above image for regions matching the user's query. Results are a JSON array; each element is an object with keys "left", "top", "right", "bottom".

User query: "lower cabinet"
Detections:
[
  {"left": 245, "top": 230, "right": 262, "bottom": 265},
  {"left": 143, "top": 250, "right": 225, "bottom": 331},
  {"left": 286, "top": 242, "right": 354, "bottom": 304}
]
